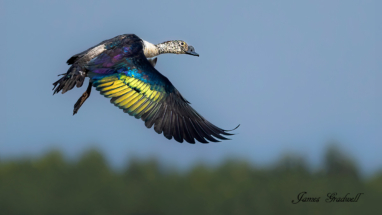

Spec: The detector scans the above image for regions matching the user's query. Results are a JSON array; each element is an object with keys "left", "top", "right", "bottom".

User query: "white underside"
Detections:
[{"left": 143, "top": 40, "right": 159, "bottom": 58}]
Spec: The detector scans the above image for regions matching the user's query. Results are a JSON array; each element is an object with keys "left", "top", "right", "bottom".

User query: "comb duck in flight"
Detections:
[{"left": 53, "top": 34, "right": 239, "bottom": 143}]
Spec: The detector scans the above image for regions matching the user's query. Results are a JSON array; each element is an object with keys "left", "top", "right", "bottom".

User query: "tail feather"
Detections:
[{"left": 52, "top": 66, "right": 86, "bottom": 94}]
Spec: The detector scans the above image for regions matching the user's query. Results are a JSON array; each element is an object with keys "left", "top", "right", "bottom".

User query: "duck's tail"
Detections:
[{"left": 52, "top": 66, "right": 86, "bottom": 94}]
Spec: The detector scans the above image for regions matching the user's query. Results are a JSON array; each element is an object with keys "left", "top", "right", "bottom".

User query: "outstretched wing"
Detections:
[{"left": 86, "top": 35, "right": 238, "bottom": 143}]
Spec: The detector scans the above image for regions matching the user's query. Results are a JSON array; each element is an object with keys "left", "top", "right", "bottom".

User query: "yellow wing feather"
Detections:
[
  {"left": 103, "top": 87, "right": 131, "bottom": 97},
  {"left": 115, "top": 90, "right": 136, "bottom": 104},
  {"left": 130, "top": 98, "right": 148, "bottom": 113},
  {"left": 93, "top": 74, "right": 166, "bottom": 117},
  {"left": 101, "top": 81, "right": 125, "bottom": 91},
  {"left": 119, "top": 92, "right": 138, "bottom": 107},
  {"left": 123, "top": 94, "right": 143, "bottom": 109}
]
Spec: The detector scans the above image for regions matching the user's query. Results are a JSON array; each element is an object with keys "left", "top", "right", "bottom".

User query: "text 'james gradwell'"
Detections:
[{"left": 291, "top": 192, "right": 364, "bottom": 204}]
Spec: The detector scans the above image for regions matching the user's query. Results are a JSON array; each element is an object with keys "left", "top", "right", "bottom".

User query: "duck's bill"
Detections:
[{"left": 185, "top": 46, "right": 199, "bottom": 57}]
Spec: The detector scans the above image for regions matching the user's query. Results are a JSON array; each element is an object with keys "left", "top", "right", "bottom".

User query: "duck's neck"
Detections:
[
  {"left": 143, "top": 40, "right": 179, "bottom": 58},
  {"left": 143, "top": 40, "right": 159, "bottom": 58}
]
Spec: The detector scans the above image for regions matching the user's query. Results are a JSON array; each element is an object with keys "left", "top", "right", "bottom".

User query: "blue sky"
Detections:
[{"left": 1, "top": 0, "right": 381, "bottom": 174}]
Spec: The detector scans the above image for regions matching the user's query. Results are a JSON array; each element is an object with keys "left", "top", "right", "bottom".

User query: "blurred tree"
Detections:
[
  {"left": 324, "top": 142, "right": 360, "bottom": 179},
  {"left": 0, "top": 144, "right": 380, "bottom": 215}
]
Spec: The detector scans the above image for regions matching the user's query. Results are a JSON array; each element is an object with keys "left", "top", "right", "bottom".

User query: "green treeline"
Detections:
[{"left": 0, "top": 145, "right": 381, "bottom": 215}]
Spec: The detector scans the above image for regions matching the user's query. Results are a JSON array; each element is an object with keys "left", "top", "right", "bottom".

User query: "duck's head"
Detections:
[{"left": 156, "top": 40, "right": 199, "bottom": 57}]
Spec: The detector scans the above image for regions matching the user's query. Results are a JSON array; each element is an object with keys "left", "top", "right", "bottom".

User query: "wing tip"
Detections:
[
  {"left": 220, "top": 124, "right": 240, "bottom": 135},
  {"left": 226, "top": 124, "right": 240, "bottom": 132}
]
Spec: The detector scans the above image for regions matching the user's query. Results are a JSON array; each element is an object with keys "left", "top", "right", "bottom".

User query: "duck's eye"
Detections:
[{"left": 180, "top": 42, "right": 185, "bottom": 46}]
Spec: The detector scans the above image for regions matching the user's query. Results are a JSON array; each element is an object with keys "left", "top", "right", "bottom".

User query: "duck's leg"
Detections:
[{"left": 73, "top": 80, "right": 92, "bottom": 115}]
